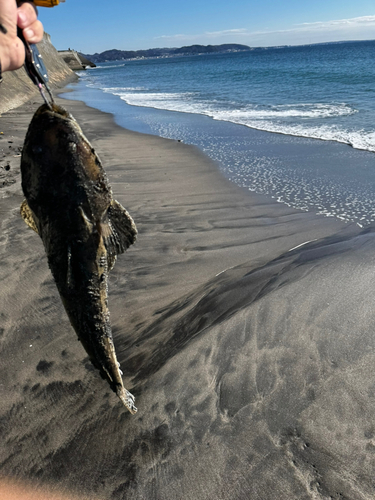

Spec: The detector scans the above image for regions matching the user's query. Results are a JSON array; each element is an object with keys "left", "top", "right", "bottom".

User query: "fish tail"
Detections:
[{"left": 116, "top": 385, "right": 137, "bottom": 414}]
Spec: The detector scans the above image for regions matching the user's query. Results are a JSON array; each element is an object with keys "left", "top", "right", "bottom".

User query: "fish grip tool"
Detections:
[
  {"left": 17, "top": 27, "right": 54, "bottom": 108},
  {"left": 16, "top": 0, "right": 66, "bottom": 107}
]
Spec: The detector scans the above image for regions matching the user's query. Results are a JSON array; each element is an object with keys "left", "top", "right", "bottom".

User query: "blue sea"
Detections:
[{"left": 63, "top": 40, "right": 375, "bottom": 226}]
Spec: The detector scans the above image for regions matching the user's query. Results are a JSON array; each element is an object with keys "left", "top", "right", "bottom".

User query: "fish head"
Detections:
[{"left": 21, "top": 104, "right": 111, "bottom": 216}]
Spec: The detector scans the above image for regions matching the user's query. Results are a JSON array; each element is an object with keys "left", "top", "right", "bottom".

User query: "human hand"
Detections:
[{"left": 0, "top": 0, "right": 43, "bottom": 73}]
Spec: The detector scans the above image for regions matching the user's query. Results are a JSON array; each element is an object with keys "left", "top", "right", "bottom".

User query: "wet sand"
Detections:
[{"left": 1, "top": 95, "right": 374, "bottom": 499}]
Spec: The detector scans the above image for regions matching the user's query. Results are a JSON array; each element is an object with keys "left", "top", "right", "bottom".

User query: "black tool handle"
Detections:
[{"left": 17, "top": 27, "right": 49, "bottom": 86}]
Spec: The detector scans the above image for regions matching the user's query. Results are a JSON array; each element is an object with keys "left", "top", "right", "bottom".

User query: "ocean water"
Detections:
[{"left": 63, "top": 40, "right": 375, "bottom": 226}]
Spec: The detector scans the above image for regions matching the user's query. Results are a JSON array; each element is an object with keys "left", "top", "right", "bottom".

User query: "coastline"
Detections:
[
  {"left": 1, "top": 93, "right": 374, "bottom": 499},
  {"left": 63, "top": 78, "right": 375, "bottom": 227}
]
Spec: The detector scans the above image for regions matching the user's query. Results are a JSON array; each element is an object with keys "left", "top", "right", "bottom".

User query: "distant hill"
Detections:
[{"left": 83, "top": 44, "right": 251, "bottom": 63}]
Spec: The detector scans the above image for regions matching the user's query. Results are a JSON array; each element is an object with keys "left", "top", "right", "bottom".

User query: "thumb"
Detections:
[{"left": 0, "top": 0, "right": 25, "bottom": 71}]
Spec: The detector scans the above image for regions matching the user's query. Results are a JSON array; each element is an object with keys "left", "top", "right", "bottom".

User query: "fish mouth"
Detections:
[{"left": 35, "top": 103, "right": 72, "bottom": 119}]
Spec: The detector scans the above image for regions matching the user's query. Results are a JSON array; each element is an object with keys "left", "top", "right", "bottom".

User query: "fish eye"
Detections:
[{"left": 32, "top": 145, "right": 43, "bottom": 154}]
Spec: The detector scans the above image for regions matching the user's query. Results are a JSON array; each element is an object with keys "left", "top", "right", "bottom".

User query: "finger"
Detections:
[
  {"left": 17, "top": 2, "right": 38, "bottom": 29},
  {"left": 23, "top": 19, "right": 43, "bottom": 43},
  {"left": 16, "top": 0, "right": 38, "bottom": 14}
]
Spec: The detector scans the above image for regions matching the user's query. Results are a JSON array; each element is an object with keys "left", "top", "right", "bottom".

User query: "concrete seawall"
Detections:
[
  {"left": 58, "top": 50, "right": 96, "bottom": 70},
  {"left": 0, "top": 33, "right": 78, "bottom": 114}
]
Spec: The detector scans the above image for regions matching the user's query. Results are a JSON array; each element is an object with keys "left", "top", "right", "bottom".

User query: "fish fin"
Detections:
[
  {"left": 102, "top": 200, "right": 137, "bottom": 256},
  {"left": 20, "top": 200, "right": 39, "bottom": 234},
  {"left": 79, "top": 206, "right": 94, "bottom": 232},
  {"left": 107, "top": 253, "right": 117, "bottom": 272}
]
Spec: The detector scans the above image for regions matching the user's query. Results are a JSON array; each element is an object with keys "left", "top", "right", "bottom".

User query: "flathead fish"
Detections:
[{"left": 20, "top": 104, "right": 138, "bottom": 414}]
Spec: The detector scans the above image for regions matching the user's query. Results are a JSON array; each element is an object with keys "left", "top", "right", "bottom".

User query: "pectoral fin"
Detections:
[
  {"left": 20, "top": 200, "right": 39, "bottom": 234},
  {"left": 101, "top": 200, "right": 137, "bottom": 257},
  {"left": 107, "top": 254, "right": 117, "bottom": 272}
]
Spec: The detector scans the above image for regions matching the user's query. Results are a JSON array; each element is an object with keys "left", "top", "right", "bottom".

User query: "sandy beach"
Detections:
[{"left": 1, "top": 93, "right": 375, "bottom": 499}]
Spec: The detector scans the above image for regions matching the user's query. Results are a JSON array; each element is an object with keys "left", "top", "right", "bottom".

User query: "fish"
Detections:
[{"left": 20, "top": 103, "right": 138, "bottom": 414}]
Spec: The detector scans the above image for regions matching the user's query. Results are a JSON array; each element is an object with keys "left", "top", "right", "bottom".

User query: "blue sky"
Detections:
[{"left": 38, "top": 0, "right": 375, "bottom": 54}]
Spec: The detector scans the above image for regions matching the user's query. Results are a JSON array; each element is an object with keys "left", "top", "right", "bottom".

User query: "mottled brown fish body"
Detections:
[{"left": 20, "top": 104, "right": 138, "bottom": 413}]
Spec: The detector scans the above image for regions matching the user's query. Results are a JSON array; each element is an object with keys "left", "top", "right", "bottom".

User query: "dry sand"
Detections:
[{"left": 1, "top": 95, "right": 375, "bottom": 499}]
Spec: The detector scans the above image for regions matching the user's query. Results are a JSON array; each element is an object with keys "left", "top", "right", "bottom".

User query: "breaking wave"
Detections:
[{"left": 100, "top": 86, "right": 374, "bottom": 152}]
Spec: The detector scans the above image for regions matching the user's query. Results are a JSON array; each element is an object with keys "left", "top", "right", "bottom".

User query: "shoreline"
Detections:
[
  {"left": 63, "top": 80, "right": 371, "bottom": 153},
  {"left": 62, "top": 79, "right": 375, "bottom": 227},
  {"left": 1, "top": 93, "right": 373, "bottom": 499}
]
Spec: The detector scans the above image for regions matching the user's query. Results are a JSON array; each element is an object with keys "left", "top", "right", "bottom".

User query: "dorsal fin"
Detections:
[{"left": 20, "top": 200, "right": 39, "bottom": 234}]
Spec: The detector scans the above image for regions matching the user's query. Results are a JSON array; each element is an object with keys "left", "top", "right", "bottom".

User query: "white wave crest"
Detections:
[
  {"left": 217, "top": 103, "right": 356, "bottom": 120},
  {"left": 97, "top": 87, "right": 374, "bottom": 152},
  {"left": 226, "top": 120, "right": 375, "bottom": 153},
  {"left": 105, "top": 89, "right": 205, "bottom": 113},
  {"left": 102, "top": 86, "right": 145, "bottom": 92}
]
